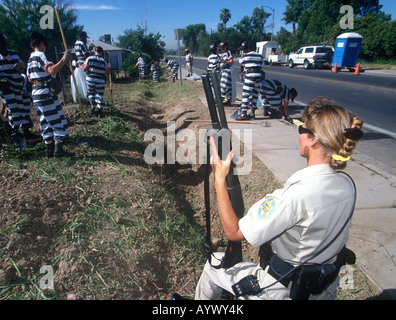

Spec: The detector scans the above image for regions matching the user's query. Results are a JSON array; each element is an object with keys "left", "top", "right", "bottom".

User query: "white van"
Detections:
[{"left": 288, "top": 45, "right": 334, "bottom": 69}]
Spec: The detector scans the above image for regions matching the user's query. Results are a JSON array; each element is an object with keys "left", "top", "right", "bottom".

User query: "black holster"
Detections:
[
  {"left": 259, "top": 241, "right": 273, "bottom": 269},
  {"left": 289, "top": 263, "right": 338, "bottom": 300},
  {"left": 260, "top": 244, "right": 355, "bottom": 300}
]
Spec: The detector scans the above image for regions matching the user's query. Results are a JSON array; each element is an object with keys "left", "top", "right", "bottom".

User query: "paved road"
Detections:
[
  {"left": 184, "top": 57, "right": 396, "bottom": 133},
  {"left": 171, "top": 56, "right": 396, "bottom": 176}
]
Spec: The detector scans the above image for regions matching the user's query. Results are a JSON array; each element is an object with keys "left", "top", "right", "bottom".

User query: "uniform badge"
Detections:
[{"left": 258, "top": 197, "right": 276, "bottom": 220}]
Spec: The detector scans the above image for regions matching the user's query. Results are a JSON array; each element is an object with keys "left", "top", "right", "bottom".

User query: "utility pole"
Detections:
[
  {"left": 260, "top": 5, "right": 275, "bottom": 41},
  {"left": 175, "top": 29, "right": 183, "bottom": 86}
]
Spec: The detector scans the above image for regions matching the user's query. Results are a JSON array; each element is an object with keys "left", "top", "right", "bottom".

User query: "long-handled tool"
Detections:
[
  {"left": 107, "top": 52, "right": 114, "bottom": 107},
  {"left": 54, "top": 8, "right": 88, "bottom": 132}
]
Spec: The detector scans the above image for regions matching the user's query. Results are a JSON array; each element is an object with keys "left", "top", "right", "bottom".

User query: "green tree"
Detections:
[
  {"left": 251, "top": 7, "right": 271, "bottom": 40},
  {"left": 217, "top": 23, "right": 225, "bottom": 34},
  {"left": 116, "top": 26, "right": 165, "bottom": 61},
  {"left": 217, "top": 28, "right": 245, "bottom": 53},
  {"left": 182, "top": 24, "right": 207, "bottom": 55},
  {"left": 234, "top": 16, "right": 254, "bottom": 38},
  {"left": 220, "top": 8, "right": 231, "bottom": 29},
  {"left": 234, "top": 7, "right": 271, "bottom": 41},
  {"left": 0, "top": 0, "right": 82, "bottom": 61},
  {"left": 354, "top": 12, "right": 396, "bottom": 60},
  {"left": 352, "top": 0, "right": 383, "bottom": 16},
  {"left": 274, "top": 27, "right": 302, "bottom": 53},
  {"left": 283, "top": 0, "right": 309, "bottom": 35},
  {"left": 279, "top": 0, "right": 393, "bottom": 60}
]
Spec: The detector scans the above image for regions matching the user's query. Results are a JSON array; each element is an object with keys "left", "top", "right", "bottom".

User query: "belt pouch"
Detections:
[{"left": 267, "top": 255, "right": 295, "bottom": 288}]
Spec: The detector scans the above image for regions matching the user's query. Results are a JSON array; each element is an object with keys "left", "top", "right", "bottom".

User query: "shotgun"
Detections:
[{"left": 202, "top": 72, "right": 245, "bottom": 269}]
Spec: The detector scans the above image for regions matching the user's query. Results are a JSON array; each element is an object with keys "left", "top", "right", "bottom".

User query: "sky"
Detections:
[{"left": 72, "top": 0, "right": 396, "bottom": 50}]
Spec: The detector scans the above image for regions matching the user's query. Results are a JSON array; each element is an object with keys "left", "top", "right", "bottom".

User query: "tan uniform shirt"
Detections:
[{"left": 239, "top": 164, "right": 355, "bottom": 266}]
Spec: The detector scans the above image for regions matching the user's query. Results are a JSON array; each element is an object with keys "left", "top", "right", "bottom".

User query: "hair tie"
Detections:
[
  {"left": 344, "top": 128, "right": 364, "bottom": 141},
  {"left": 332, "top": 155, "right": 351, "bottom": 162}
]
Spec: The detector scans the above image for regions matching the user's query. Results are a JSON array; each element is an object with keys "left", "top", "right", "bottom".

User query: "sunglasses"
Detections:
[{"left": 298, "top": 125, "right": 315, "bottom": 136}]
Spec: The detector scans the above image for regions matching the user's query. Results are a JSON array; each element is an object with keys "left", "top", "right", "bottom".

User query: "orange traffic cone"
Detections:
[
  {"left": 332, "top": 62, "right": 338, "bottom": 73},
  {"left": 354, "top": 63, "right": 361, "bottom": 75}
]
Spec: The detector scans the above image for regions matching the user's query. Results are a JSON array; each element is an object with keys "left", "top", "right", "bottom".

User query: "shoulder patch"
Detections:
[{"left": 258, "top": 197, "right": 277, "bottom": 220}]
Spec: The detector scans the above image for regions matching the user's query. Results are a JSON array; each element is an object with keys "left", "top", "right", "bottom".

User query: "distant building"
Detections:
[
  {"left": 99, "top": 34, "right": 112, "bottom": 44},
  {"left": 89, "top": 40, "right": 132, "bottom": 70}
]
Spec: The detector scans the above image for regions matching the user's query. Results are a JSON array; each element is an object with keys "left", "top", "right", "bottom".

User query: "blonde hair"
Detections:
[{"left": 302, "top": 97, "right": 364, "bottom": 170}]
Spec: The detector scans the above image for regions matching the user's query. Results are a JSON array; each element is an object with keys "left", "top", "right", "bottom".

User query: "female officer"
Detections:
[{"left": 195, "top": 97, "right": 364, "bottom": 300}]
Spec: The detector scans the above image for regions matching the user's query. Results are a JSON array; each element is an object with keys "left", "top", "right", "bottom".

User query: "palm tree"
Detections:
[
  {"left": 220, "top": 8, "right": 231, "bottom": 29},
  {"left": 283, "top": 0, "right": 306, "bottom": 36}
]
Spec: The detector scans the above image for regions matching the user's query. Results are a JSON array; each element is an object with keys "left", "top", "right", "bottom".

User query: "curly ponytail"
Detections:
[
  {"left": 331, "top": 117, "right": 364, "bottom": 170},
  {"left": 302, "top": 97, "right": 364, "bottom": 170}
]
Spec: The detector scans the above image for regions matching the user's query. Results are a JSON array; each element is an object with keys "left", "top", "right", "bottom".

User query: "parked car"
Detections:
[{"left": 288, "top": 45, "right": 335, "bottom": 69}]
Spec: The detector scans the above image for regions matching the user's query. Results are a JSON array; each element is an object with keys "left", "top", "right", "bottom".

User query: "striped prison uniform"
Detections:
[
  {"left": 137, "top": 57, "right": 147, "bottom": 79},
  {"left": 239, "top": 51, "right": 264, "bottom": 113},
  {"left": 27, "top": 51, "right": 69, "bottom": 143},
  {"left": 166, "top": 60, "right": 179, "bottom": 80},
  {"left": 0, "top": 49, "right": 33, "bottom": 131},
  {"left": 74, "top": 40, "right": 89, "bottom": 66},
  {"left": 151, "top": 62, "right": 160, "bottom": 83},
  {"left": 219, "top": 50, "right": 233, "bottom": 100},
  {"left": 84, "top": 54, "right": 108, "bottom": 110},
  {"left": 260, "top": 79, "right": 291, "bottom": 111},
  {"left": 207, "top": 54, "right": 221, "bottom": 73}
]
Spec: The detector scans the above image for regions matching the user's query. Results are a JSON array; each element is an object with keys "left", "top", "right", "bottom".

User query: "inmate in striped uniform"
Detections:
[
  {"left": 27, "top": 51, "right": 69, "bottom": 143},
  {"left": 74, "top": 40, "right": 88, "bottom": 66},
  {"left": 136, "top": 56, "right": 147, "bottom": 79},
  {"left": 151, "top": 61, "right": 160, "bottom": 83},
  {"left": 84, "top": 54, "right": 108, "bottom": 110},
  {"left": 219, "top": 50, "right": 233, "bottom": 101},
  {"left": 239, "top": 51, "right": 264, "bottom": 114},
  {"left": 260, "top": 79, "right": 292, "bottom": 110},
  {"left": 207, "top": 53, "right": 221, "bottom": 73},
  {"left": 166, "top": 59, "right": 179, "bottom": 81},
  {"left": 0, "top": 49, "right": 33, "bottom": 131}
]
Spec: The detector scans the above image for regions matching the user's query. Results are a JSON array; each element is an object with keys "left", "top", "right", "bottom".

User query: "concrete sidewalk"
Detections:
[{"left": 226, "top": 108, "right": 396, "bottom": 299}]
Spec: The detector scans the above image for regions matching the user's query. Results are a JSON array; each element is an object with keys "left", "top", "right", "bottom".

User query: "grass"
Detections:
[
  {"left": 0, "top": 72, "right": 208, "bottom": 300},
  {"left": 359, "top": 58, "right": 396, "bottom": 70}
]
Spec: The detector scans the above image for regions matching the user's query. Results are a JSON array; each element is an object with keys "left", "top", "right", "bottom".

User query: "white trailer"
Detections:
[{"left": 256, "top": 41, "right": 283, "bottom": 63}]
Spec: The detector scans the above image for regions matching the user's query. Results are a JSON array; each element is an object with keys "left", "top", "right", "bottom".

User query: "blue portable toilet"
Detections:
[{"left": 332, "top": 32, "right": 363, "bottom": 70}]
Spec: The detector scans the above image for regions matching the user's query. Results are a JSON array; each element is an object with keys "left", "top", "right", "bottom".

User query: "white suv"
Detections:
[{"left": 288, "top": 45, "right": 334, "bottom": 69}]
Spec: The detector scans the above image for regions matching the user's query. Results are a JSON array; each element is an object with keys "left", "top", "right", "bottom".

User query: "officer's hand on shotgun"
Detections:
[{"left": 209, "top": 136, "right": 236, "bottom": 185}]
